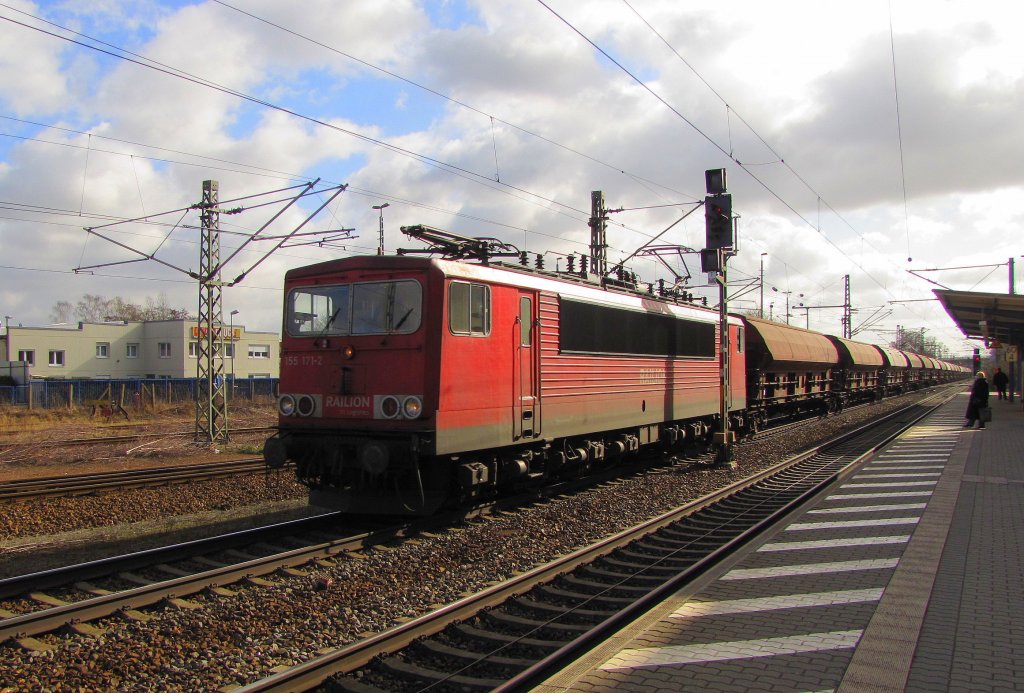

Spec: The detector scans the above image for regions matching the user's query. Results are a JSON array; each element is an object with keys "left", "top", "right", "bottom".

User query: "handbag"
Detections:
[{"left": 979, "top": 406, "right": 992, "bottom": 423}]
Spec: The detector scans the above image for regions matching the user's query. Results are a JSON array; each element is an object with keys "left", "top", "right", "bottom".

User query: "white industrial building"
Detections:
[{"left": 1, "top": 320, "right": 279, "bottom": 381}]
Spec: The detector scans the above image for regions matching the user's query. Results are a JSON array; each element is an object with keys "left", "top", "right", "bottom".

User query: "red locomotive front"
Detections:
[{"left": 265, "top": 255, "right": 449, "bottom": 513}]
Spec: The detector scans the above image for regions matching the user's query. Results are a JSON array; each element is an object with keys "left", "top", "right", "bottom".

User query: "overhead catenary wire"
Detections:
[
  {"left": 888, "top": 0, "right": 913, "bottom": 262},
  {"left": 0, "top": 1, "right": 974, "bottom": 343},
  {"left": 0, "top": 5, "right": 847, "bottom": 284},
  {"left": 537, "top": 0, "right": 952, "bottom": 331}
]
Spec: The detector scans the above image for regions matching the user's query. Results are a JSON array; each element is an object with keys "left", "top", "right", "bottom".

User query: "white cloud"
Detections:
[{"left": 0, "top": 0, "right": 1020, "bottom": 353}]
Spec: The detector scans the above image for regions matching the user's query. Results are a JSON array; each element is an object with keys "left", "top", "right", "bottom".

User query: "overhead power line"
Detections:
[{"left": 536, "top": 0, "right": 942, "bottom": 326}]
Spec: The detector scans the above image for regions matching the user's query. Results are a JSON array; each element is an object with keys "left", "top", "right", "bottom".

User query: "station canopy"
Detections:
[{"left": 934, "top": 289, "right": 1024, "bottom": 348}]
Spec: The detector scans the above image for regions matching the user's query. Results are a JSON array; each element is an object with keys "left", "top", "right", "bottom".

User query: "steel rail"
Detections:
[
  {"left": 0, "top": 458, "right": 286, "bottom": 501},
  {"left": 0, "top": 513, "right": 417, "bottom": 644},
  {"left": 500, "top": 391, "right": 953, "bottom": 691},
  {"left": 236, "top": 389, "right": 955, "bottom": 692}
]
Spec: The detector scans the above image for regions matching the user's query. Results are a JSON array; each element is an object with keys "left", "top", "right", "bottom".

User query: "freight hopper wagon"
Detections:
[
  {"left": 742, "top": 317, "right": 843, "bottom": 422},
  {"left": 828, "top": 335, "right": 885, "bottom": 406},
  {"left": 876, "top": 346, "right": 911, "bottom": 396},
  {"left": 266, "top": 254, "right": 747, "bottom": 515}
]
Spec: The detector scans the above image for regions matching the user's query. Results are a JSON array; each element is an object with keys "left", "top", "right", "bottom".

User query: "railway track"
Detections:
[
  {"left": 0, "top": 385, "right": 960, "bottom": 686},
  {"left": 0, "top": 512, "right": 387, "bottom": 648},
  {"left": 235, "top": 389, "right": 955, "bottom": 692},
  {"left": 0, "top": 458, "right": 285, "bottom": 501}
]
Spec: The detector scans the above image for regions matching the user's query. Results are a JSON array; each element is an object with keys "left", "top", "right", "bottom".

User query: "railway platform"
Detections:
[{"left": 535, "top": 391, "right": 1024, "bottom": 692}]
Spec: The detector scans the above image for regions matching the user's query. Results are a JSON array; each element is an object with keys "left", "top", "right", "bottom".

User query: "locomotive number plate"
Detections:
[{"left": 285, "top": 355, "right": 324, "bottom": 367}]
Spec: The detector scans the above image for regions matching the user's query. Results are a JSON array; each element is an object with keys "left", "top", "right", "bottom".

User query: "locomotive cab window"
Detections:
[
  {"left": 287, "top": 280, "right": 421, "bottom": 336},
  {"left": 449, "top": 281, "right": 491, "bottom": 336}
]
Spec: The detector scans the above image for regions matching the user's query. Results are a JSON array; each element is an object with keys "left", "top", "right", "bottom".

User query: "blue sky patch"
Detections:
[{"left": 423, "top": 0, "right": 484, "bottom": 31}]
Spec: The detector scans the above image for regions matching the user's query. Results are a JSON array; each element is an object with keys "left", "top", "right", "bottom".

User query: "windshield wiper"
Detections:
[
  {"left": 392, "top": 307, "right": 414, "bottom": 332},
  {"left": 316, "top": 306, "right": 343, "bottom": 339}
]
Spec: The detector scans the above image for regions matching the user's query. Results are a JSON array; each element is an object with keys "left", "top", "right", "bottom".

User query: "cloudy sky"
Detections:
[{"left": 1, "top": 0, "right": 1020, "bottom": 355}]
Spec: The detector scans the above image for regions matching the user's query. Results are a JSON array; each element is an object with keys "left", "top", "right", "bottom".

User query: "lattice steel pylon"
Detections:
[
  {"left": 195, "top": 180, "right": 228, "bottom": 443},
  {"left": 589, "top": 190, "right": 608, "bottom": 277},
  {"left": 75, "top": 177, "right": 353, "bottom": 445}
]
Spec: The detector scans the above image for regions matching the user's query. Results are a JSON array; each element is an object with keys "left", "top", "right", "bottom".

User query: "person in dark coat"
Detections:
[
  {"left": 992, "top": 367, "right": 1009, "bottom": 400},
  {"left": 965, "top": 371, "right": 990, "bottom": 429}
]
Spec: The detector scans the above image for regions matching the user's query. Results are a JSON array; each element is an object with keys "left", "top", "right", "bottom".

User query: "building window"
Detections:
[
  {"left": 189, "top": 341, "right": 199, "bottom": 358},
  {"left": 96, "top": 342, "right": 110, "bottom": 359},
  {"left": 49, "top": 350, "right": 65, "bottom": 367},
  {"left": 225, "top": 344, "right": 234, "bottom": 358},
  {"left": 249, "top": 344, "right": 270, "bottom": 359},
  {"left": 126, "top": 343, "right": 139, "bottom": 358},
  {"left": 159, "top": 342, "right": 172, "bottom": 358},
  {"left": 17, "top": 350, "right": 34, "bottom": 366}
]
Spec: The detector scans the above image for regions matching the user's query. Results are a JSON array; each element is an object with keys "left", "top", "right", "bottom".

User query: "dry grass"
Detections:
[{"left": 0, "top": 400, "right": 277, "bottom": 482}]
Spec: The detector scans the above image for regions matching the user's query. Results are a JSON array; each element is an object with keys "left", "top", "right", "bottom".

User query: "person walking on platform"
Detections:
[
  {"left": 965, "top": 371, "right": 990, "bottom": 429},
  {"left": 992, "top": 367, "right": 1009, "bottom": 400}
]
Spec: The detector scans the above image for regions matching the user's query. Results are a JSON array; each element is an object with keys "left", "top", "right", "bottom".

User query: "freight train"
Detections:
[{"left": 264, "top": 226, "right": 967, "bottom": 514}]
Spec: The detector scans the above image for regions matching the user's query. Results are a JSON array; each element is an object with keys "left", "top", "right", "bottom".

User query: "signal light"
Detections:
[{"left": 705, "top": 194, "right": 733, "bottom": 250}]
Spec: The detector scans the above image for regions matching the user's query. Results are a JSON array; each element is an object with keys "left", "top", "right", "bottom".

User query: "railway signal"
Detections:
[
  {"left": 704, "top": 169, "right": 737, "bottom": 469},
  {"left": 704, "top": 193, "right": 733, "bottom": 250}
]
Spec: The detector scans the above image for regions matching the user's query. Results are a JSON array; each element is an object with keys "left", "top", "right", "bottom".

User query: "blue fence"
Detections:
[{"left": 0, "top": 378, "right": 278, "bottom": 409}]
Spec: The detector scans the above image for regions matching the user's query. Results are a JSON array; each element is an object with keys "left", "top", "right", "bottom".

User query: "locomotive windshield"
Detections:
[{"left": 287, "top": 280, "right": 422, "bottom": 336}]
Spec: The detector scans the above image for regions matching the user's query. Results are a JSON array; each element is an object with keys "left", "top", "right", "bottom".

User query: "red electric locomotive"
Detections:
[
  {"left": 265, "top": 231, "right": 746, "bottom": 514},
  {"left": 265, "top": 225, "right": 967, "bottom": 515}
]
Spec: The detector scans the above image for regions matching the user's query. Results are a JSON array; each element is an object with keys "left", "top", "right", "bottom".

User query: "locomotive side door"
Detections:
[{"left": 514, "top": 292, "right": 540, "bottom": 440}]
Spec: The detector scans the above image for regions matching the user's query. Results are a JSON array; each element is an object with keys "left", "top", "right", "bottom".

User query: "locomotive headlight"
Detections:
[
  {"left": 380, "top": 395, "right": 400, "bottom": 419},
  {"left": 296, "top": 394, "right": 316, "bottom": 417},
  {"left": 402, "top": 396, "right": 423, "bottom": 419},
  {"left": 278, "top": 394, "right": 297, "bottom": 416},
  {"left": 343, "top": 345, "right": 356, "bottom": 359}
]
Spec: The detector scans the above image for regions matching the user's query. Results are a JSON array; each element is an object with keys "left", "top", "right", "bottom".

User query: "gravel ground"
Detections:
[
  {"left": 0, "top": 390, "right": 954, "bottom": 691},
  {"left": 0, "top": 403, "right": 310, "bottom": 577},
  {"left": 0, "top": 472, "right": 306, "bottom": 543}
]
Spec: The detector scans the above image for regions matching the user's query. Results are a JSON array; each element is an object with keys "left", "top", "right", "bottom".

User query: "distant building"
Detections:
[{"left": 0, "top": 320, "right": 279, "bottom": 380}]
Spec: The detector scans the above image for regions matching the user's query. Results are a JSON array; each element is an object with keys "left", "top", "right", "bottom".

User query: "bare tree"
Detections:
[
  {"left": 50, "top": 301, "right": 73, "bottom": 323},
  {"left": 52, "top": 294, "right": 195, "bottom": 323},
  {"left": 75, "top": 294, "right": 113, "bottom": 322}
]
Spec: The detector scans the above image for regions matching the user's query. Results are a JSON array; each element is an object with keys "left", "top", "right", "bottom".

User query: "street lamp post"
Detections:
[
  {"left": 771, "top": 287, "right": 804, "bottom": 325},
  {"left": 759, "top": 253, "right": 767, "bottom": 318},
  {"left": 3, "top": 316, "right": 10, "bottom": 361},
  {"left": 372, "top": 203, "right": 390, "bottom": 255},
  {"left": 229, "top": 310, "right": 239, "bottom": 388}
]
